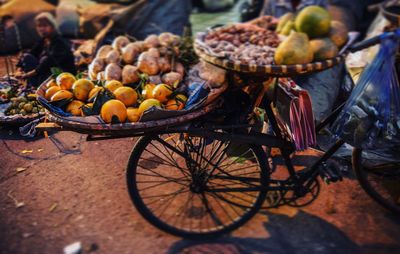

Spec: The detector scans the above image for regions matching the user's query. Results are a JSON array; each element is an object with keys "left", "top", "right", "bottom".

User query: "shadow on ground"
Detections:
[{"left": 167, "top": 210, "right": 400, "bottom": 254}]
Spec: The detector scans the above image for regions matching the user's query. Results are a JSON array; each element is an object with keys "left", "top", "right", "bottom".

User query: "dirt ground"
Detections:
[{"left": 1, "top": 128, "right": 400, "bottom": 254}]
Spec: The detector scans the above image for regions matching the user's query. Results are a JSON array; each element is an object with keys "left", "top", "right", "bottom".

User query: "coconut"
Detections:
[
  {"left": 147, "top": 48, "right": 160, "bottom": 58},
  {"left": 158, "top": 57, "right": 171, "bottom": 73},
  {"left": 137, "top": 52, "right": 159, "bottom": 75},
  {"left": 104, "top": 63, "right": 122, "bottom": 81},
  {"left": 96, "top": 45, "right": 113, "bottom": 59},
  {"left": 105, "top": 49, "right": 121, "bottom": 64},
  {"left": 90, "top": 58, "right": 105, "bottom": 74},
  {"left": 122, "top": 65, "right": 140, "bottom": 84},
  {"left": 161, "top": 72, "right": 182, "bottom": 86},
  {"left": 121, "top": 43, "right": 140, "bottom": 64},
  {"left": 144, "top": 34, "right": 160, "bottom": 49},
  {"left": 112, "top": 36, "right": 130, "bottom": 51}
]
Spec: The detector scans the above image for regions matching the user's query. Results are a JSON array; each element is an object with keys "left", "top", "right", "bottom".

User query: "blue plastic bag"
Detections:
[{"left": 332, "top": 33, "right": 400, "bottom": 159}]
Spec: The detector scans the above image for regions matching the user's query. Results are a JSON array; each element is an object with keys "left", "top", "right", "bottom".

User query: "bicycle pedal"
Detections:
[{"left": 318, "top": 162, "right": 343, "bottom": 183}]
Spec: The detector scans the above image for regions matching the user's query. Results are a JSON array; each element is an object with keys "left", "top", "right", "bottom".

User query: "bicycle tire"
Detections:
[
  {"left": 126, "top": 132, "right": 269, "bottom": 238},
  {"left": 353, "top": 148, "right": 400, "bottom": 214}
]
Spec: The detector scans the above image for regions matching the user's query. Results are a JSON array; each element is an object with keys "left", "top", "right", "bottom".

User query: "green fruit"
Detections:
[
  {"left": 274, "top": 31, "right": 314, "bottom": 65},
  {"left": 32, "top": 107, "right": 38, "bottom": 113},
  {"left": 280, "top": 20, "right": 295, "bottom": 36},
  {"left": 309, "top": 38, "right": 338, "bottom": 61},
  {"left": 277, "top": 12, "right": 294, "bottom": 33},
  {"left": 23, "top": 103, "right": 33, "bottom": 113},
  {"left": 17, "top": 96, "right": 28, "bottom": 103},
  {"left": 12, "top": 101, "right": 19, "bottom": 108},
  {"left": 295, "top": 5, "right": 331, "bottom": 38},
  {"left": 18, "top": 102, "right": 26, "bottom": 109},
  {"left": 19, "top": 109, "right": 27, "bottom": 116}
]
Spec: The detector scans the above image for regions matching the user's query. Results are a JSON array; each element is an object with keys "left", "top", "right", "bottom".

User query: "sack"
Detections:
[
  {"left": 332, "top": 32, "right": 400, "bottom": 159},
  {"left": 276, "top": 78, "right": 316, "bottom": 150}
]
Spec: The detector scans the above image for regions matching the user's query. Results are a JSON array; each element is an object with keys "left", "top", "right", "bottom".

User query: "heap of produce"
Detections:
[
  {"left": 203, "top": 22, "right": 280, "bottom": 65},
  {"left": 0, "top": 79, "right": 44, "bottom": 118},
  {"left": 42, "top": 71, "right": 188, "bottom": 124},
  {"left": 4, "top": 94, "right": 44, "bottom": 116},
  {"left": 200, "top": 5, "right": 347, "bottom": 66},
  {"left": 275, "top": 5, "right": 348, "bottom": 65}
]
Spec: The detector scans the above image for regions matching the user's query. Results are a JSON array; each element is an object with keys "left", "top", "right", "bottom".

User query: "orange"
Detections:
[
  {"left": 45, "top": 86, "right": 61, "bottom": 100},
  {"left": 105, "top": 80, "right": 123, "bottom": 92},
  {"left": 141, "top": 84, "right": 156, "bottom": 99},
  {"left": 138, "top": 99, "right": 162, "bottom": 115},
  {"left": 66, "top": 100, "right": 85, "bottom": 116},
  {"left": 151, "top": 84, "right": 173, "bottom": 103},
  {"left": 114, "top": 86, "right": 138, "bottom": 107},
  {"left": 100, "top": 99, "right": 127, "bottom": 123},
  {"left": 72, "top": 79, "right": 95, "bottom": 101},
  {"left": 127, "top": 107, "right": 140, "bottom": 122},
  {"left": 165, "top": 99, "right": 184, "bottom": 110},
  {"left": 56, "top": 73, "right": 76, "bottom": 90},
  {"left": 51, "top": 90, "right": 74, "bottom": 101},
  {"left": 45, "top": 79, "right": 57, "bottom": 89},
  {"left": 88, "top": 86, "right": 104, "bottom": 101}
]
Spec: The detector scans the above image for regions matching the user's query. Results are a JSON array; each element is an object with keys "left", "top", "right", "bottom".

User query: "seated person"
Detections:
[{"left": 15, "top": 12, "right": 75, "bottom": 86}]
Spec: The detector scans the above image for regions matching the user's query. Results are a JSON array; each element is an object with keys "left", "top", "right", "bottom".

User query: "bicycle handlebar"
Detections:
[{"left": 349, "top": 28, "right": 400, "bottom": 53}]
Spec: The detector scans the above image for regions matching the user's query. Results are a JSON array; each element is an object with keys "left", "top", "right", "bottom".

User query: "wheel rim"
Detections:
[
  {"left": 354, "top": 149, "right": 400, "bottom": 213},
  {"left": 129, "top": 133, "right": 267, "bottom": 235}
]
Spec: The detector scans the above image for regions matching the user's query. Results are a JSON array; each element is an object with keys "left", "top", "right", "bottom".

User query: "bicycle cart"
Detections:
[{"left": 35, "top": 29, "right": 400, "bottom": 239}]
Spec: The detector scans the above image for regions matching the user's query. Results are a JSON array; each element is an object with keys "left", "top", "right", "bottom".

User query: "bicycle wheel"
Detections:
[
  {"left": 126, "top": 132, "right": 269, "bottom": 238},
  {"left": 353, "top": 148, "right": 400, "bottom": 214}
]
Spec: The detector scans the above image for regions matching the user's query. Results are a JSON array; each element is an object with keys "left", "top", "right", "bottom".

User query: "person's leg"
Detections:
[{"left": 16, "top": 53, "right": 40, "bottom": 86}]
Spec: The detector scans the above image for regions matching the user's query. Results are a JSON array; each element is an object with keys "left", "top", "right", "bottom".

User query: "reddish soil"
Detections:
[{"left": 1, "top": 130, "right": 400, "bottom": 254}]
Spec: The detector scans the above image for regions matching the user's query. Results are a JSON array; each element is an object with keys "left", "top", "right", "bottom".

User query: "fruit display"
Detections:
[
  {"left": 202, "top": 22, "right": 280, "bottom": 65},
  {"left": 198, "top": 5, "right": 348, "bottom": 67},
  {"left": 275, "top": 5, "right": 348, "bottom": 65},
  {"left": 40, "top": 72, "right": 190, "bottom": 124},
  {"left": 4, "top": 94, "right": 44, "bottom": 116}
]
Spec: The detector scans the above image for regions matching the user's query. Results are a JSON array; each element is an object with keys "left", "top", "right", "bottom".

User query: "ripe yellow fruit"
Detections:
[
  {"left": 72, "top": 79, "right": 95, "bottom": 101},
  {"left": 152, "top": 84, "right": 173, "bottom": 103},
  {"left": 127, "top": 107, "right": 140, "bottom": 122},
  {"left": 165, "top": 99, "right": 185, "bottom": 110},
  {"left": 45, "top": 86, "right": 61, "bottom": 100},
  {"left": 51, "top": 90, "right": 74, "bottom": 101},
  {"left": 141, "top": 84, "right": 156, "bottom": 99},
  {"left": 138, "top": 98, "right": 162, "bottom": 115},
  {"left": 45, "top": 79, "right": 57, "bottom": 89},
  {"left": 295, "top": 5, "right": 331, "bottom": 38},
  {"left": 100, "top": 99, "right": 127, "bottom": 123},
  {"left": 88, "top": 86, "right": 104, "bottom": 101},
  {"left": 66, "top": 100, "right": 85, "bottom": 116},
  {"left": 175, "top": 94, "right": 188, "bottom": 103},
  {"left": 105, "top": 80, "right": 123, "bottom": 92},
  {"left": 114, "top": 86, "right": 138, "bottom": 107},
  {"left": 56, "top": 73, "right": 76, "bottom": 90}
]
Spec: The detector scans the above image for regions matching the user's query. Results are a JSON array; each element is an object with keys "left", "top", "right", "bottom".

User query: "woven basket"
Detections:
[
  {"left": 0, "top": 113, "right": 44, "bottom": 127},
  {"left": 36, "top": 78, "right": 225, "bottom": 135},
  {"left": 194, "top": 32, "right": 346, "bottom": 77}
]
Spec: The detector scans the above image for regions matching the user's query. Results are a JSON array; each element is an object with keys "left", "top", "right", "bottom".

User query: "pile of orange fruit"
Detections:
[{"left": 43, "top": 72, "right": 187, "bottom": 124}]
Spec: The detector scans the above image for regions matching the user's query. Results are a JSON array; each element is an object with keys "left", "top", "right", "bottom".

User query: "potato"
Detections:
[
  {"left": 137, "top": 52, "right": 159, "bottom": 75},
  {"left": 112, "top": 36, "right": 130, "bottom": 51},
  {"left": 161, "top": 72, "right": 182, "bottom": 86},
  {"left": 147, "top": 48, "right": 160, "bottom": 58},
  {"left": 90, "top": 57, "right": 105, "bottom": 74},
  {"left": 122, "top": 65, "right": 140, "bottom": 84},
  {"left": 96, "top": 45, "right": 113, "bottom": 59},
  {"left": 105, "top": 63, "right": 122, "bottom": 81},
  {"left": 144, "top": 34, "right": 160, "bottom": 49},
  {"left": 158, "top": 57, "right": 171, "bottom": 73},
  {"left": 121, "top": 43, "right": 140, "bottom": 64},
  {"left": 174, "top": 62, "right": 185, "bottom": 77},
  {"left": 105, "top": 49, "right": 121, "bottom": 64}
]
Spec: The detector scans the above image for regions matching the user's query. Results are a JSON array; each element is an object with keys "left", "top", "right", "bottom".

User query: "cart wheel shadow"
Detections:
[{"left": 166, "top": 210, "right": 400, "bottom": 254}]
